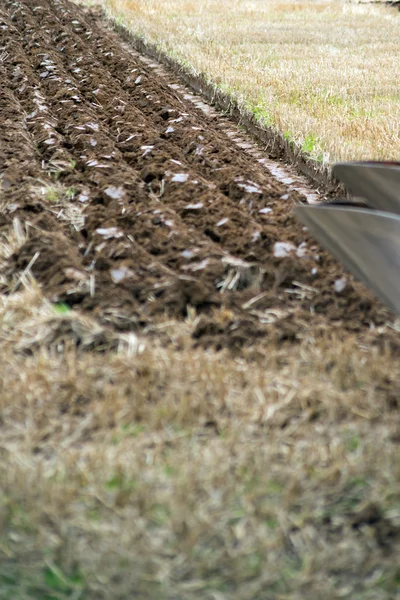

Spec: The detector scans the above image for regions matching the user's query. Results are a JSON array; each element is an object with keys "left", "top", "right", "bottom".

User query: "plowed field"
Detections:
[
  {"left": 1, "top": 0, "right": 394, "bottom": 348},
  {"left": 1, "top": 0, "right": 399, "bottom": 598}
]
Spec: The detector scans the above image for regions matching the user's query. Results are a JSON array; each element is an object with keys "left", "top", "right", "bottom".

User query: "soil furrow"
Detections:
[
  {"left": 2, "top": 0, "right": 285, "bottom": 265},
  {"left": 0, "top": 0, "right": 396, "bottom": 353},
  {"left": 14, "top": 0, "right": 297, "bottom": 216}
]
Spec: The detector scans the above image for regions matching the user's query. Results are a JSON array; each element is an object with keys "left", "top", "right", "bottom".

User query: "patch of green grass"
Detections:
[
  {"left": 323, "top": 91, "right": 345, "bottom": 107},
  {"left": 283, "top": 130, "right": 295, "bottom": 145},
  {"left": 87, "top": 507, "right": 101, "bottom": 521},
  {"left": 36, "top": 182, "right": 78, "bottom": 204},
  {"left": 0, "top": 562, "right": 85, "bottom": 600},
  {"left": 0, "top": 573, "right": 18, "bottom": 587},
  {"left": 65, "top": 187, "right": 77, "bottom": 199},
  {"left": 348, "top": 106, "right": 376, "bottom": 120},
  {"left": 111, "top": 423, "right": 146, "bottom": 444},
  {"left": 250, "top": 101, "right": 274, "bottom": 126},
  {"left": 106, "top": 471, "right": 137, "bottom": 492},
  {"left": 264, "top": 516, "right": 279, "bottom": 530},
  {"left": 163, "top": 464, "right": 176, "bottom": 477},
  {"left": 43, "top": 563, "right": 84, "bottom": 595},
  {"left": 266, "top": 479, "right": 285, "bottom": 494},
  {"left": 302, "top": 133, "right": 318, "bottom": 155},
  {"left": 45, "top": 186, "right": 61, "bottom": 203},
  {"left": 374, "top": 567, "right": 400, "bottom": 593},
  {"left": 53, "top": 302, "right": 71, "bottom": 314},
  {"left": 50, "top": 160, "right": 77, "bottom": 181},
  {"left": 346, "top": 434, "right": 361, "bottom": 452},
  {"left": 115, "top": 14, "right": 126, "bottom": 26}
]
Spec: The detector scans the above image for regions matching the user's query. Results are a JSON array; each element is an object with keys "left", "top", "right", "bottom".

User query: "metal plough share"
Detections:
[{"left": 295, "top": 161, "right": 400, "bottom": 316}]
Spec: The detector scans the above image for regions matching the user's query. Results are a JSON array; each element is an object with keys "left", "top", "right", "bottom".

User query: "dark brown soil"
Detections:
[{"left": 0, "top": 0, "right": 394, "bottom": 352}]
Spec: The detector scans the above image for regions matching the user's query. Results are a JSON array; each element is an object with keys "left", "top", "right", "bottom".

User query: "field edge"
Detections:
[{"left": 96, "top": 3, "right": 344, "bottom": 197}]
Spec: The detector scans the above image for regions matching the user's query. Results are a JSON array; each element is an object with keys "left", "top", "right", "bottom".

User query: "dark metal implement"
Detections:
[
  {"left": 295, "top": 161, "right": 400, "bottom": 315},
  {"left": 333, "top": 161, "right": 400, "bottom": 214}
]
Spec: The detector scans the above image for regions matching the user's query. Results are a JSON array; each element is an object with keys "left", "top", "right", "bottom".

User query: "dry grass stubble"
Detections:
[
  {"left": 101, "top": 0, "right": 400, "bottom": 167},
  {"left": 0, "top": 270, "right": 400, "bottom": 597}
]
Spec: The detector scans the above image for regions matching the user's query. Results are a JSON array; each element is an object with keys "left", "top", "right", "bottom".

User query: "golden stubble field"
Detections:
[{"left": 104, "top": 0, "right": 400, "bottom": 167}]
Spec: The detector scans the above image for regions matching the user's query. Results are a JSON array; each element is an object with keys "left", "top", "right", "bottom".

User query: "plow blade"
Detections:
[
  {"left": 333, "top": 161, "right": 400, "bottom": 214},
  {"left": 295, "top": 204, "right": 400, "bottom": 316}
]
